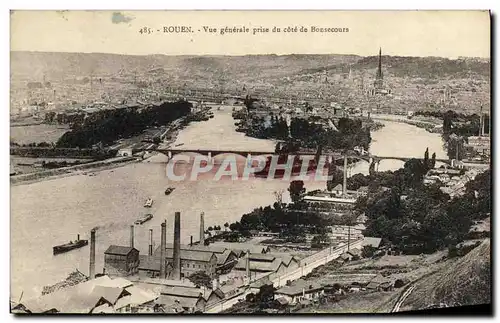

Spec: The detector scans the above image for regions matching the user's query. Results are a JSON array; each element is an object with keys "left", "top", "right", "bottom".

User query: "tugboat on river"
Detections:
[
  {"left": 135, "top": 213, "right": 154, "bottom": 225},
  {"left": 53, "top": 234, "right": 88, "bottom": 255}
]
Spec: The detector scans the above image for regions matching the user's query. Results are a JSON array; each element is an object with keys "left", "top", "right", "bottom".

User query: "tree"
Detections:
[
  {"left": 187, "top": 271, "right": 212, "bottom": 289},
  {"left": 288, "top": 180, "right": 306, "bottom": 203},
  {"left": 423, "top": 147, "right": 430, "bottom": 170},
  {"left": 208, "top": 226, "right": 213, "bottom": 231},
  {"left": 430, "top": 152, "right": 437, "bottom": 169},
  {"left": 446, "top": 134, "right": 465, "bottom": 161},
  {"left": 246, "top": 293, "right": 256, "bottom": 303},
  {"left": 311, "top": 233, "right": 330, "bottom": 248},
  {"left": 361, "top": 245, "right": 378, "bottom": 258},
  {"left": 224, "top": 222, "right": 229, "bottom": 231},
  {"left": 229, "top": 221, "right": 242, "bottom": 231},
  {"left": 273, "top": 190, "right": 284, "bottom": 209},
  {"left": 256, "top": 284, "right": 275, "bottom": 308}
]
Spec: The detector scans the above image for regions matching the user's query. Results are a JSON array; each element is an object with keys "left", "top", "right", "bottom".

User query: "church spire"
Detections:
[
  {"left": 374, "top": 47, "right": 384, "bottom": 89},
  {"left": 376, "top": 47, "right": 383, "bottom": 80}
]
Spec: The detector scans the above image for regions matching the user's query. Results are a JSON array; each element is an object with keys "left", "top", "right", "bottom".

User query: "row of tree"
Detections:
[{"left": 56, "top": 100, "right": 192, "bottom": 148}]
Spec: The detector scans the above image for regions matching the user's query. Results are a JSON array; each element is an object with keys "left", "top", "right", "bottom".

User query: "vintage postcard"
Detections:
[{"left": 9, "top": 10, "right": 491, "bottom": 315}]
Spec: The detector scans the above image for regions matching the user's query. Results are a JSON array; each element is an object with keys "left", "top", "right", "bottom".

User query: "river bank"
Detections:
[{"left": 10, "top": 156, "right": 140, "bottom": 187}]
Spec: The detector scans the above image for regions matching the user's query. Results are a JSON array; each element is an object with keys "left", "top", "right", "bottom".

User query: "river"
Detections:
[{"left": 10, "top": 105, "right": 447, "bottom": 301}]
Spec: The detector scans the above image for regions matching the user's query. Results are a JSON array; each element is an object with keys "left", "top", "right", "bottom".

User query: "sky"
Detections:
[{"left": 10, "top": 10, "right": 491, "bottom": 58}]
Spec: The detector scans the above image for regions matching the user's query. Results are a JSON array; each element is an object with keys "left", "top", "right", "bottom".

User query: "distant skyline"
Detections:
[{"left": 11, "top": 11, "right": 490, "bottom": 58}]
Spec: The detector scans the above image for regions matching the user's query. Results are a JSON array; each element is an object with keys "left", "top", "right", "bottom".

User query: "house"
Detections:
[
  {"left": 104, "top": 246, "right": 140, "bottom": 277},
  {"left": 155, "top": 286, "right": 207, "bottom": 313},
  {"left": 275, "top": 280, "right": 324, "bottom": 305},
  {"left": 362, "top": 237, "right": 382, "bottom": 249},
  {"left": 366, "top": 275, "right": 394, "bottom": 291},
  {"left": 330, "top": 184, "right": 344, "bottom": 196},
  {"left": 347, "top": 248, "right": 362, "bottom": 260},
  {"left": 274, "top": 297, "right": 289, "bottom": 308},
  {"left": 337, "top": 252, "right": 352, "bottom": 263}
]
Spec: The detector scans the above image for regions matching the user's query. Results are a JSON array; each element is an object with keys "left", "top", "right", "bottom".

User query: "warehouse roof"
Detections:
[
  {"left": 276, "top": 280, "right": 323, "bottom": 296},
  {"left": 104, "top": 245, "right": 138, "bottom": 256}
]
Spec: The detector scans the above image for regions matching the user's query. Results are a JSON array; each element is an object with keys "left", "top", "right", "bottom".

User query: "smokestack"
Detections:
[
  {"left": 160, "top": 221, "right": 166, "bottom": 278},
  {"left": 173, "top": 212, "right": 181, "bottom": 280},
  {"left": 481, "top": 114, "right": 485, "bottom": 137},
  {"left": 343, "top": 155, "right": 348, "bottom": 197},
  {"left": 246, "top": 249, "right": 251, "bottom": 283},
  {"left": 149, "top": 229, "right": 153, "bottom": 256},
  {"left": 200, "top": 212, "right": 205, "bottom": 245},
  {"left": 190, "top": 235, "right": 193, "bottom": 247},
  {"left": 77, "top": 234, "right": 80, "bottom": 241},
  {"left": 479, "top": 106, "right": 484, "bottom": 136},
  {"left": 130, "top": 225, "right": 134, "bottom": 248},
  {"left": 89, "top": 229, "right": 96, "bottom": 279}
]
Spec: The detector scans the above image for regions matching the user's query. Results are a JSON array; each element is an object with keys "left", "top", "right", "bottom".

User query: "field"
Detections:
[{"left": 10, "top": 124, "right": 69, "bottom": 145}]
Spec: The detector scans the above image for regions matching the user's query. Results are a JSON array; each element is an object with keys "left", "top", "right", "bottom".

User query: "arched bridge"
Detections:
[{"left": 153, "top": 148, "right": 450, "bottom": 165}]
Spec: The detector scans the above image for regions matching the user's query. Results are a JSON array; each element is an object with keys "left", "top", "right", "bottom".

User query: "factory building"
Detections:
[
  {"left": 159, "top": 243, "right": 238, "bottom": 274},
  {"left": 104, "top": 246, "right": 140, "bottom": 277},
  {"left": 138, "top": 249, "right": 218, "bottom": 279}
]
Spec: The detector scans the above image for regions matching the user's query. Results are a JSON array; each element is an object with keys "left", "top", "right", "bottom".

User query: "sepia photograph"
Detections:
[{"left": 8, "top": 10, "right": 491, "bottom": 315}]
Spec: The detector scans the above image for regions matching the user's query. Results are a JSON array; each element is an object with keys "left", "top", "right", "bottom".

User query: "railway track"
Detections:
[{"left": 392, "top": 284, "right": 416, "bottom": 313}]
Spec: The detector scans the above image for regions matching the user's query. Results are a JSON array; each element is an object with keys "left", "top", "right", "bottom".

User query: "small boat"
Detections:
[
  {"left": 165, "top": 187, "right": 175, "bottom": 195},
  {"left": 135, "top": 213, "right": 154, "bottom": 225},
  {"left": 175, "top": 143, "right": 184, "bottom": 147},
  {"left": 53, "top": 234, "right": 88, "bottom": 255},
  {"left": 144, "top": 198, "right": 153, "bottom": 208}
]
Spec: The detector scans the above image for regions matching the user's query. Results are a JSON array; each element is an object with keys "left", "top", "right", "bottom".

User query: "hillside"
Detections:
[
  {"left": 402, "top": 239, "right": 491, "bottom": 310},
  {"left": 11, "top": 51, "right": 490, "bottom": 84}
]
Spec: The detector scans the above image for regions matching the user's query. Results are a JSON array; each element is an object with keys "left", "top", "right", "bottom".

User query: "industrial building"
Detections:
[
  {"left": 138, "top": 249, "right": 218, "bottom": 279},
  {"left": 157, "top": 243, "right": 239, "bottom": 274},
  {"left": 104, "top": 246, "right": 140, "bottom": 277}
]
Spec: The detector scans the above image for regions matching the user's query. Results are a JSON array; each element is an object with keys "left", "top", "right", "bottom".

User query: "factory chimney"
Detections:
[
  {"left": 481, "top": 107, "right": 486, "bottom": 137},
  {"left": 199, "top": 212, "right": 205, "bottom": 245},
  {"left": 130, "top": 225, "right": 134, "bottom": 248},
  {"left": 173, "top": 212, "right": 181, "bottom": 280},
  {"left": 160, "top": 221, "right": 166, "bottom": 278},
  {"left": 479, "top": 106, "right": 484, "bottom": 136},
  {"left": 245, "top": 249, "right": 251, "bottom": 283},
  {"left": 149, "top": 229, "right": 153, "bottom": 256},
  {"left": 89, "top": 229, "right": 96, "bottom": 279},
  {"left": 190, "top": 235, "right": 193, "bottom": 247},
  {"left": 343, "top": 155, "right": 348, "bottom": 197}
]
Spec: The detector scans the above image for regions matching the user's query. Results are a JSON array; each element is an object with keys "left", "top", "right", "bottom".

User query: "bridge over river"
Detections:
[{"left": 153, "top": 148, "right": 451, "bottom": 165}]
